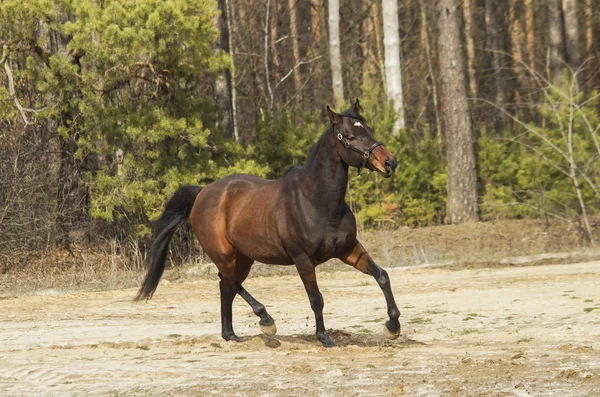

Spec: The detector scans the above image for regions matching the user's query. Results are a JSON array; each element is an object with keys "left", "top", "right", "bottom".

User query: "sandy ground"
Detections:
[{"left": 1, "top": 262, "right": 599, "bottom": 396}]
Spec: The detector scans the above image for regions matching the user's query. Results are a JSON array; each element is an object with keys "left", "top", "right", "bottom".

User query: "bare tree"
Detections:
[
  {"left": 382, "top": 0, "right": 405, "bottom": 134},
  {"left": 328, "top": 0, "right": 344, "bottom": 105},
  {"left": 436, "top": 0, "right": 479, "bottom": 224}
]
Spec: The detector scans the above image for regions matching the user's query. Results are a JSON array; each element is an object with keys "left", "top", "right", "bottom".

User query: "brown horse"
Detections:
[{"left": 135, "top": 99, "right": 401, "bottom": 347}]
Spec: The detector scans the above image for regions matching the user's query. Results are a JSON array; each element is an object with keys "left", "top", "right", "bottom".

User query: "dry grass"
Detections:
[{"left": 1, "top": 218, "right": 597, "bottom": 296}]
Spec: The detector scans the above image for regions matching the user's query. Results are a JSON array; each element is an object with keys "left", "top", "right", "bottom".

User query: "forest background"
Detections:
[{"left": 1, "top": 0, "right": 600, "bottom": 270}]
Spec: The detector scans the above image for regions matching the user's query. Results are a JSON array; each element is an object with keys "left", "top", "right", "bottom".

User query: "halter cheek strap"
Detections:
[{"left": 336, "top": 132, "right": 383, "bottom": 176}]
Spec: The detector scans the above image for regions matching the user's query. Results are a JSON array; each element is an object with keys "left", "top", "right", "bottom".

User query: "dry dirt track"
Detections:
[{"left": 1, "top": 262, "right": 599, "bottom": 396}]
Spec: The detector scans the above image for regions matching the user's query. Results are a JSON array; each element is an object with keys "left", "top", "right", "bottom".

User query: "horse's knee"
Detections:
[
  {"left": 376, "top": 268, "right": 390, "bottom": 288},
  {"left": 309, "top": 292, "right": 324, "bottom": 312}
]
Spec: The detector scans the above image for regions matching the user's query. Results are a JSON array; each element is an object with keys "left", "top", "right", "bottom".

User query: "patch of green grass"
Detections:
[
  {"left": 355, "top": 281, "right": 370, "bottom": 287},
  {"left": 408, "top": 317, "right": 432, "bottom": 324},
  {"left": 460, "top": 328, "right": 481, "bottom": 335},
  {"left": 404, "top": 305, "right": 416, "bottom": 309},
  {"left": 167, "top": 334, "right": 182, "bottom": 338},
  {"left": 584, "top": 307, "right": 598, "bottom": 313},
  {"left": 569, "top": 296, "right": 580, "bottom": 300},
  {"left": 89, "top": 344, "right": 98, "bottom": 349},
  {"left": 518, "top": 337, "right": 534, "bottom": 344},
  {"left": 210, "top": 342, "right": 222, "bottom": 349},
  {"left": 358, "top": 328, "right": 373, "bottom": 334},
  {"left": 564, "top": 290, "right": 576, "bottom": 293},
  {"left": 136, "top": 345, "right": 150, "bottom": 351},
  {"left": 583, "top": 299, "right": 593, "bottom": 303},
  {"left": 234, "top": 356, "right": 247, "bottom": 360},
  {"left": 367, "top": 364, "right": 376, "bottom": 369},
  {"left": 463, "top": 316, "right": 475, "bottom": 321}
]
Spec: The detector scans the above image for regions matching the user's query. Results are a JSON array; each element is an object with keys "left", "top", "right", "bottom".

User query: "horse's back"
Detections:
[{"left": 189, "top": 173, "right": 292, "bottom": 265}]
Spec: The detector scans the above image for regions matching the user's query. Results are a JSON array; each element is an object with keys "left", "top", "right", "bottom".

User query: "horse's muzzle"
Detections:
[{"left": 384, "top": 157, "right": 397, "bottom": 177}]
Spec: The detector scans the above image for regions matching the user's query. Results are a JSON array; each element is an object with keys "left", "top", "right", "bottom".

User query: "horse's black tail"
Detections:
[{"left": 134, "top": 185, "right": 203, "bottom": 302}]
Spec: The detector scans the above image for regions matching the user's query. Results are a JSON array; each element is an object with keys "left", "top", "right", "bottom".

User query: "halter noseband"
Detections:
[{"left": 336, "top": 130, "right": 383, "bottom": 176}]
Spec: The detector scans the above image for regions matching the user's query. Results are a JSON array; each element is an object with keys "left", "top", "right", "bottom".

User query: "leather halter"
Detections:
[{"left": 336, "top": 130, "right": 383, "bottom": 176}]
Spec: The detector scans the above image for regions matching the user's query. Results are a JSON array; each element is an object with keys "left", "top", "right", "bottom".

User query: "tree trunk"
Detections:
[
  {"left": 310, "top": 0, "right": 321, "bottom": 44},
  {"left": 328, "top": 0, "right": 344, "bottom": 106},
  {"left": 361, "top": 0, "right": 375, "bottom": 82},
  {"left": 372, "top": 0, "right": 385, "bottom": 85},
  {"left": 288, "top": 0, "right": 303, "bottom": 102},
  {"left": 525, "top": 0, "right": 535, "bottom": 71},
  {"left": 485, "top": 0, "right": 506, "bottom": 131},
  {"left": 510, "top": 0, "right": 525, "bottom": 105},
  {"left": 463, "top": 0, "right": 478, "bottom": 98},
  {"left": 215, "top": 0, "right": 238, "bottom": 140},
  {"left": 547, "top": 0, "right": 566, "bottom": 83},
  {"left": 270, "top": 0, "right": 281, "bottom": 84},
  {"left": 436, "top": 0, "right": 479, "bottom": 224},
  {"left": 382, "top": 0, "right": 405, "bottom": 134},
  {"left": 418, "top": 0, "right": 441, "bottom": 139},
  {"left": 584, "top": 0, "right": 597, "bottom": 85},
  {"left": 309, "top": 0, "right": 323, "bottom": 102},
  {"left": 562, "top": 0, "right": 580, "bottom": 70}
]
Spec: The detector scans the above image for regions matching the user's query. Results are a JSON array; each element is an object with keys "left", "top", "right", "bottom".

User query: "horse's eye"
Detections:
[{"left": 347, "top": 135, "right": 357, "bottom": 142}]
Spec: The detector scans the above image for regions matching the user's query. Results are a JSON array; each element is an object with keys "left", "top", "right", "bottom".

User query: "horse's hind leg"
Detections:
[
  {"left": 234, "top": 255, "right": 277, "bottom": 336},
  {"left": 217, "top": 270, "right": 239, "bottom": 342}
]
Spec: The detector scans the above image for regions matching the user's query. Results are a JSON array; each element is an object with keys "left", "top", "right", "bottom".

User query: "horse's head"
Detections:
[{"left": 327, "top": 99, "right": 397, "bottom": 177}]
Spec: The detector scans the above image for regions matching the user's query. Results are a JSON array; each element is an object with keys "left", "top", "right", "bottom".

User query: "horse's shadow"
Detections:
[{"left": 239, "top": 329, "right": 425, "bottom": 349}]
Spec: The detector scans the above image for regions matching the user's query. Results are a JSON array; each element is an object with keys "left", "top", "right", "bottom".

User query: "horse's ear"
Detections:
[
  {"left": 353, "top": 98, "right": 363, "bottom": 114},
  {"left": 327, "top": 106, "right": 341, "bottom": 124}
]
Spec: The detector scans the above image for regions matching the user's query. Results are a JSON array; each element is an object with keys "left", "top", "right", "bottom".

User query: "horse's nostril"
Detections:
[{"left": 385, "top": 158, "right": 397, "bottom": 172}]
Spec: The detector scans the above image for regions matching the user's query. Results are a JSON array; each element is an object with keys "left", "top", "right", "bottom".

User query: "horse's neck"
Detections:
[{"left": 300, "top": 128, "right": 349, "bottom": 216}]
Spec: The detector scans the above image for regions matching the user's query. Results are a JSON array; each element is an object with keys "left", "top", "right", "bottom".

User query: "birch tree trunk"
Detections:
[
  {"left": 328, "top": 0, "right": 344, "bottom": 106},
  {"left": 547, "top": 0, "right": 566, "bottom": 83},
  {"left": 436, "top": 0, "right": 479, "bottom": 224},
  {"left": 382, "top": 0, "right": 405, "bottom": 134},
  {"left": 288, "top": 0, "right": 303, "bottom": 102}
]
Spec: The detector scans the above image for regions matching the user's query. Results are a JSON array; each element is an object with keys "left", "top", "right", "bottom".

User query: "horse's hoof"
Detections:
[
  {"left": 384, "top": 323, "right": 400, "bottom": 340},
  {"left": 223, "top": 333, "right": 241, "bottom": 342},
  {"left": 317, "top": 333, "right": 336, "bottom": 348},
  {"left": 260, "top": 322, "right": 277, "bottom": 336}
]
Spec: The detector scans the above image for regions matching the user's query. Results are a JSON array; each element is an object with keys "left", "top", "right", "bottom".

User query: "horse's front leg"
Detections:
[
  {"left": 340, "top": 242, "right": 401, "bottom": 340},
  {"left": 294, "top": 255, "right": 335, "bottom": 347}
]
